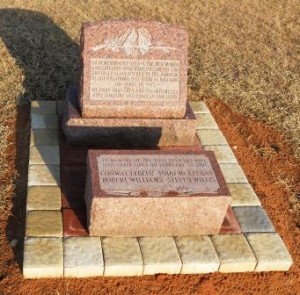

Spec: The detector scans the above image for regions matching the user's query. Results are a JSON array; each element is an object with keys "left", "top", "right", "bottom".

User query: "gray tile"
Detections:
[
  {"left": 228, "top": 183, "right": 261, "bottom": 207},
  {"left": 233, "top": 206, "right": 275, "bottom": 233},
  {"left": 28, "top": 165, "right": 60, "bottom": 187},
  {"left": 196, "top": 113, "right": 219, "bottom": 129},
  {"left": 175, "top": 236, "right": 219, "bottom": 274},
  {"left": 30, "top": 129, "right": 59, "bottom": 146},
  {"left": 190, "top": 101, "right": 210, "bottom": 113},
  {"left": 139, "top": 237, "right": 182, "bottom": 275},
  {"left": 203, "top": 145, "right": 237, "bottom": 163},
  {"left": 31, "top": 101, "right": 56, "bottom": 114},
  {"left": 196, "top": 129, "right": 228, "bottom": 146},
  {"left": 219, "top": 163, "right": 248, "bottom": 183},
  {"left": 31, "top": 114, "right": 58, "bottom": 129},
  {"left": 29, "top": 146, "right": 60, "bottom": 165}
]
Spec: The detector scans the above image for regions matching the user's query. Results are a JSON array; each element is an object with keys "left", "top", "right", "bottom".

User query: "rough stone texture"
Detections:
[
  {"left": 31, "top": 114, "right": 58, "bottom": 129},
  {"left": 203, "top": 145, "right": 237, "bottom": 164},
  {"left": 102, "top": 237, "right": 143, "bottom": 276},
  {"left": 246, "top": 233, "right": 293, "bottom": 271},
  {"left": 211, "top": 234, "right": 257, "bottom": 273},
  {"left": 64, "top": 237, "right": 104, "bottom": 277},
  {"left": 219, "top": 163, "right": 248, "bottom": 183},
  {"left": 196, "top": 129, "right": 228, "bottom": 146},
  {"left": 139, "top": 237, "right": 182, "bottom": 275},
  {"left": 85, "top": 150, "right": 230, "bottom": 237},
  {"left": 29, "top": 146, "right": 60, "bottom": 165},
  {"left": 31, "top": 100, "right": 56, "bottom": 114},
  {"left": 27, "top": 186, "right": 61, "bottom": 211},
  {"left": 23, "top": 237, "right": 63, "bottom": 278},
  {"left": 64, "top": 88, "right": 197, "bottom": 147},
  {"left": 233, "top": 206, "right": 275, "bottom": 233},
  {"left": 219, "top": 206, "right": 241, "bottom": 234},
  {"left": 80, "top": 21, "right": 188, "bottom": 119},
  {"left": 190, "top": 101, "right": 210, "bottom": 113},
  {"left": 30, "top": 130, "right": 59, "bottom": 146},
  {"left": 196, "top": 113, "right": 219, "bottom": 129},
  {"left": 26, "top": 211, "right": 63, "bottom": 237},
  {"left": 28, "top": 165, "right": 60, "bottom": 187},
  {"left": 228, "top": 183, "right": 261, "bottom": 206},
  {"left": 175, "top": 236, "right": 219, "bottom": 274}
]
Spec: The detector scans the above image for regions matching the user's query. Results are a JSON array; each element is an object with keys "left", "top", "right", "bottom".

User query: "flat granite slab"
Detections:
[
  {"left": 80, "top": 21, "right": 188, "bottom": 119},
  {"left": 63, "top": 88, "right": 197, "bottom": 147},
  {"left": 85, "top": 150, "right": 230, "bottom": 237}
]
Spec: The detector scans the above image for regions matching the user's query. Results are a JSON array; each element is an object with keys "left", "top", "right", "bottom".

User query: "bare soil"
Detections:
[{"left": 0, "top": 99, "right": 299, "bottom": 295}]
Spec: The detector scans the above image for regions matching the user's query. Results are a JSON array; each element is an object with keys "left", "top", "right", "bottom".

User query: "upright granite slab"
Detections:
[
  {"left": 63, "top": 88, "right": 197, "bottom": 147},
  {"left": 80, "top": 21, "right": 188, "bottom": 118},
  {"left": 85, "top": 150, "right": 230, "bottom": 237}
]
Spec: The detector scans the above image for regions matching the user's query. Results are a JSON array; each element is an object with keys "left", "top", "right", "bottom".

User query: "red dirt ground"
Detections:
[{"left": 0, "top": 98, "right": 299, "bottom": 295}]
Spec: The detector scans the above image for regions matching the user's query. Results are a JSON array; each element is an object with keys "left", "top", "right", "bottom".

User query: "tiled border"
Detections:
[{"left": 23, "top": 101, "right": 293, "bottom": 278}]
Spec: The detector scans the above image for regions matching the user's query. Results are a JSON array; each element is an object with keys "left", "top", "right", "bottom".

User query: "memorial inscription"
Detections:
[
  {"left": 90, "top": 59, "right": 180, "bottom": 101},
  {"left": 97, "top": 154, "right": 220, "bottom": 195}
]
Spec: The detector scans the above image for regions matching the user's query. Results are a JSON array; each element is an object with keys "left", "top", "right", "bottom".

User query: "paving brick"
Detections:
[
  {"left": 29, "top": 146, "right": 60, "bottom": 165},
  {"left": 31, "top": 114, "right": 58, "bottom": 129},
  {"left": 63, "top": 209, "right": 88, "bottom": 237},
  {"left": 203, "top": 145, "right": 237, "bottom": 163},
  {"left": 30, "top": 130, "right": 59, "bottom": 146},
  {"left": 28, "top": 165, "right": 60, "bottom": 187},
  {"left": 31, "top": 101, "right": 56, "bottom": 114},
  {"left": 196, "top": 129, "right": 228, "bottom": 145},
  {"left": 211, "top": 234, "right": 257, "bottom": 272},
  {"left": 219, "top": 207, "right": 241, "bottom": 234},
  {"left": 26, "top": 211, "right": 63, "bottom": 237},
  {"left": 175, "top": 236, "right": 219, "bottom": 274},
  {"left": 23, "top": 237, "right": 63, "bottom": 278},
  {"left": 60, "top": 142, "right": 88, "bottom": 165},
  {"left": 61, "top": 165, "right": 86, "bottom": 189},
  {"left": 27, "top": 186, "right": 61, "bottom": 211},
  {"left": 233, "top": 206, "right": 275, "bottom": 233},
  {"left": 139, "top": 237, "right": 182, "bottom": 275},
  {"left": 228, "top": 183, "right": 261, "bottom": 207},
  {"left": 219, "top": 163, "right": 248, "bottom": 183},
  {"left": 246, "top": 233, "right": 293, "bottom": 271},
  {"left": 102, "top": 237, "right": 143, "bottom": 276},
  {"left": 196, "top": 113, "right": 219, "bottom": 129},
  {"left": 190, "top": 101, "right": 210, "bottom": 113},
  {"left": 61, "top": 187, "right": 86, "bottom": 209},
  {"left": 64, "top": 237, "right": 104, "bottom": 277},
  {"left": 57, "top": 100, "right": 66, "bottom": 116}
]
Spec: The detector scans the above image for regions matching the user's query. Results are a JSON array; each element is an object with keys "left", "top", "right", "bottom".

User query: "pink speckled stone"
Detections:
[
  {"left": 80, "top": 21, "right": 188, "bottom": 119},
  {"left": 85, "top": 150, "right": 230, "bottom": 237}
]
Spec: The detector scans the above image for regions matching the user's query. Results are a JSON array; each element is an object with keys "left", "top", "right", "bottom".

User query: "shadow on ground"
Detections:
[{"left": 0, "top": 8, "right": 80, "bottom": 270}]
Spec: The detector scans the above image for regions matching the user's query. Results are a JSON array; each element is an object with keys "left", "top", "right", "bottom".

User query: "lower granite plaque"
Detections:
[
  {"left": 85, "top": 150, "right": 230, "bottom": 236},
  {"left": 97, "top": 154, "right": 220, "bottom": 196}
]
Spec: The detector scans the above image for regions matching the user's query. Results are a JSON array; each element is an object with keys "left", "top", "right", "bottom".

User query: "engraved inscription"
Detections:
[
  {"left": 90, "top": 58, "right": 180, "bottom": 101},
  {"left": 97, "top": 154, "right": 220, "bottom": 196}
]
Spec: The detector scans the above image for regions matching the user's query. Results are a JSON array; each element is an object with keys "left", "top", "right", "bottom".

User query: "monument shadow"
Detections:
[{"left": 0, "top": 8, "right": 80, "bottom": 270}]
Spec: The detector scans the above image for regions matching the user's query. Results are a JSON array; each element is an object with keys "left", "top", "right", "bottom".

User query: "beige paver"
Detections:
[
  {"left": 64, "top": 237, "right": 104, "bottom": 277},
  {"left": 196, "top": 129, "right": 228, "bottom": 146},
  {"left": 29, "top": 146, "right": 60, "bottom": 165},
  {"left": 175, "top": 236, "right": 219, "bottom": 274},
  {"left": 196, "top": 113, "right": 219, "bottom": 129},
  {"left": 28, "top": 165, "right": 60, "bottom": 187},
  {"left": 203, "top": 145, "right": 237, "bottom": 164},
  {"left": 30, "top": 129, "right": 59, "bottom": 146},
  {"left": 27, "top": 186, "right": 61, "bottom": 211},
  {"left": 139, "top": 237, "right": 182, "bottom": 275},
  {"left": 228, "top": 183, "right": 261, "bottom": 206},
  {"left": 219, "top": 163, "right": 248, "bottom": 183},
  {"left": 211, "top": 234, "right": 257, "bottom": 272},
  {"left": 246, "top": 233, "right": 293, "bottom": 271},
  {"left": 31, "top": 114, "right": 58, "bottom": 129},
  {"left": 190, "top": 101, "right": 210, "bottom": 113},
  {"left": 26, "top": 211, "right": 63, "bottom": 237},
  {"left": 102, "top": 237, "right": 143, "bottom": 276},
  {"left": 233, "top": 206, "right": 275, "bottom": 233},
  {"left": 23, "top": 237, "right": 63, "bottom": 278},
  {"left": 31, "top": 101, "right": 56, "bottom": 114}
]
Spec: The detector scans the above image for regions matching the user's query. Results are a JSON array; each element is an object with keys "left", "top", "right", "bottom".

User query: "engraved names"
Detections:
[
  {"left": 90, "top": 58, "right": 180, "bottom": 101},
  {"left": 97, "top": 154, "right": 220, "bottom": 196}
]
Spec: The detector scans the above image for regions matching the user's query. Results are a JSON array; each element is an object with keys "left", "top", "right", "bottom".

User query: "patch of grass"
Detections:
[{"left": 0, "top": 0, "right": 299, "bottom": 213}]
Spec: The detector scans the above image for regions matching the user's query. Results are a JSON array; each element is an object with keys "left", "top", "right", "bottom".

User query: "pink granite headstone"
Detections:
[
  {"left": 85, "top": 150, "right": 231, "bottom": 237},
  {"left": 79, "top": 21, "right": 188, "bottom": 119}
]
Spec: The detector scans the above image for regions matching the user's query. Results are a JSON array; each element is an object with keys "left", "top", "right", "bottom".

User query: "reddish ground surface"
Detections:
[{"left": 0, "top": 98, "right": 300, "bottom": 294}]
